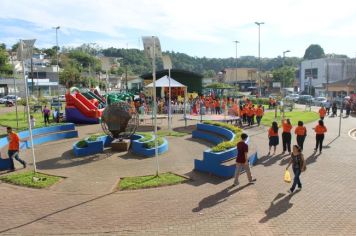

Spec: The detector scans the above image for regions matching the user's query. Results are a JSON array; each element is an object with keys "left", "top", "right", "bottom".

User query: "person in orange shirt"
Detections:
[
  {"left": 242, "top": 105, "right": 248, "bottom": 124},
  {"left": 281, "top": 118, "right": 293, "bottom": 154},
  {"left": 251, "top": 105, "right": 256, "bottom": 125},
  {"left": 313, "top": 120, "right": 327, "bottom": 154},
  {"left": 295, "top": 121, "right": 307, "bottom": 150},
  {"left": 319, "top": 106, "right": 327, "bottom": 120},
  {"left": 247, "top": 106, "right": 255, "bottom": 126},
  {"left": 7, "top": 126, "right": 26, "bottom": 171},
  {"left": 255, "top": 105, "right": 264, "bottom": 126},
  {"left": 268, "top": 121, "right": 279, "bottom": 155}
]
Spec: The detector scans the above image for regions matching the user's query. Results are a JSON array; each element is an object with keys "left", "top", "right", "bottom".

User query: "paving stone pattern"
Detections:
[{"left": 0, "top": 107, "right": 355, "bottom": 235}]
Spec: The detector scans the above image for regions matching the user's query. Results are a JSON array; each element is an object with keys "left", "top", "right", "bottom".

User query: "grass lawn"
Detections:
[
  {"left": 119, "top": 172, "right": 187, "bottom": 190},
  {"left": 0, "top": 110, "right": 61, "bottom": 137},
  {"left": 261, "top": 110, "right": 319, "bottom": 127},
  {"left": 0, "top": 171, "right": 62, "bottom": 188}
]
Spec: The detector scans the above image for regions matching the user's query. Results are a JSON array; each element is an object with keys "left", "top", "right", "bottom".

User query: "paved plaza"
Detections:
[{"left": 0, "top": 107, "right": 356, "bottom": 235}]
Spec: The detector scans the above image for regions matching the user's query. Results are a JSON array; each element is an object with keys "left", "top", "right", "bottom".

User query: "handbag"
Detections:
[{"left": 284, "top": 170, "right": 291, "bottom": 183}]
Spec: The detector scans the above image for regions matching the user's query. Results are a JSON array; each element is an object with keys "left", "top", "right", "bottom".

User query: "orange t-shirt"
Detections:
[
  {"left": 8, "top": 132, "right": 20, "bottom": 151},
  {"left": 282, "top": 122, "right": 292, "bottom": 133},
  {"left": 268, "top": 128, "right": 278, "bottom": 137},
  {"left": 295, "top": 126, "right": 307, "bottom": 136},
  {"left": 319, "top": 108, "right": 327, "bottom": 117},
  {"left": 315, "top": 125, "right": 327, "bottom": 134},
  {"left": 247, "top": 108, "right": 255, "bottom": 117},
  {"left": 256, "top": 108, "right": 264, "bottom": 116}
]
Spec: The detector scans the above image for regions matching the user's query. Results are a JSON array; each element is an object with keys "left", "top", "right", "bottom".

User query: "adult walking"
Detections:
[
  {"left": 318, "top": 106, "right": 327, "bottom": 120},
  {"left": 232, "top": 133, "right": 256, "bottom": 186},
  {"left": 325, "top": 100, "right": 331, "bottom": 115},
  {"left": 268, "top": 121, "right": 279, "bottom": 156},
  {"left": 281, "top": 118, "right": 292, "bottom": 154},
  {"left": 7, "top": 126, "right": 26, "bottom": 171},
  {"left": 255, "top": 104, "right": 264, "bottom": 126},
  {"left": 43, "top": 105, "right": 51, "bottom": 126},
  {"left": 313, "top": 120, "right": 327, "bottom": 154},
  {"left": 286, "top": 145, "right": 306, "bottom": 193},
  {"left": 294, "top": 121, "right": 307, "bottom": 151}
]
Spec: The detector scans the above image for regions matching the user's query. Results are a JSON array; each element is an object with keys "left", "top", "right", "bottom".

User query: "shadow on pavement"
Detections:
[
  {"left": 192, "top": 182, "right": 254, "bottom": 212},
  {"left": 36, "top": 149, "right": 112, "bottom": 170},
  {"left": 173, "top": 125, "right": 196, "bottom": 134},
  {"left": 258, "top": 154, "right": 287, "bottom": 167},
  {"left": 184, "top": 171, "right": 230, "bottom": 187},
  {"left": 305, "top": 152, "right": 321, "bottom": 165},
  {"left": 259, "top": 190, "right": 300, "bottom": 223}
]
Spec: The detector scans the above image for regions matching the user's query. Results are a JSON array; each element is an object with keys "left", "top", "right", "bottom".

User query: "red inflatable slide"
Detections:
[{"left": 66, "top": 93, "right": 103, "bottom": 118}]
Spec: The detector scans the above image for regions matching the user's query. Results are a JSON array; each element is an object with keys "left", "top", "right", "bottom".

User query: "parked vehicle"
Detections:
[
  {"left": 59, "top": 95, "right": 66, "bottom": 102},
  {"left": 313, "top": 97, "right": 327, "bottom": 106},
  {"left": 285, "top": 93, "right": 299, "bottom": 102},
  {"left": 0, "top": 95, "right": 20, "bottom": 104},
  {"left": 298, "top": 95, "right": 314, "bottom": 104}
]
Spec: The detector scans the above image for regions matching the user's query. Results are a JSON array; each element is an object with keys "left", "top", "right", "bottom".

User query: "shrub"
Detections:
[
  {"left": 143, "top": 137, "right": 164, "bottom": 149},
  {"left": 87, "top": 133, "right": 106, "bottom": 142},
  {"left": 202, "top": 121, "right": 243, "bottom": 153},
  {"left": 137, "top": 132, "right": 153, "bottom": 142},
  {"left": 76, "top": 140, "right": 88, "bottom": 148}
]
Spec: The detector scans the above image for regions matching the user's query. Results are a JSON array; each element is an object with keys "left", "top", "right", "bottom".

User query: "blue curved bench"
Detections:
[
  {"left": 0, "top": 123, "right": 78, "bottom": 171},
  {"left": 193, "top": 123, "right": 258, "bottom": 178},
  {"left": 131, "top": 134, "right": 168, "bottom": 157}
]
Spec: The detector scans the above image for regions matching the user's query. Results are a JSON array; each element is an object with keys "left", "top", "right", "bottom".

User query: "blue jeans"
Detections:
[
  {"left": 8, "top": 150, "right": 25, "bottom": 170},
  {"left": 290, "top": 167, "right": 302, "bottom": 191}
]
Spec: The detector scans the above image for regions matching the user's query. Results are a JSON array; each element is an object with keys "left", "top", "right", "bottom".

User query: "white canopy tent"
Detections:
[
  {"left": 145, "top": 75, "right": 188, "bottom": 127},
  {"left": 145, "top": 75, "right": 186, "bottom": 88}
]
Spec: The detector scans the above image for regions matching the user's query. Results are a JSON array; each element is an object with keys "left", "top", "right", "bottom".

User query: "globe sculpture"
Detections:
[{"left": 101, "top": 101, "right": 139, "bottom": 140}]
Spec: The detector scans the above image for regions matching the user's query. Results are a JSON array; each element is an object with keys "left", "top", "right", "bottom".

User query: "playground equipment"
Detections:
[{"left": 65, "top": 88, "right": 104, "bottom": 124}]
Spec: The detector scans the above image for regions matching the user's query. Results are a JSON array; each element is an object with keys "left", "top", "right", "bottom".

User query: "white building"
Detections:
[{"left": 300, "top": 58, "right": 356, "bottom": 97}]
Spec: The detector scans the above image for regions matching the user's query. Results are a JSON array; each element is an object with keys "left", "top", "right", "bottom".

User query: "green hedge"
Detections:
[
  {"left": 87, "top": 133, "right": 106, "bottom": 142},
  {"left": 202, "top": 121, "right": 243, "bottom": 153},
  {"left": 137, "top": 132, "right": 153, "bottom": 142},
  {"left": 76, "top": 140, "right": 88, "bottom": 148},
  {"left": 248, "top": 97, "right": 270, "bottom": 105},
  {"left": 143, "top": 137, "right": 164, "bottom": 149}
]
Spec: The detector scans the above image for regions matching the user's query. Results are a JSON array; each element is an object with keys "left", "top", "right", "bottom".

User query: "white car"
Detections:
[
  {"left": 285, "top": 94, "right": 299, "bottom": 102},
  {"left": 59, "top": 95, "right": 66, "bottom": 102},
  {"left": 313, "top": 97, "right": 327, "bottom": 106}
]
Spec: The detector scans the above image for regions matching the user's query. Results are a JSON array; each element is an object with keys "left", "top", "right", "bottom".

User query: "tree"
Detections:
[
  {"left": 203, "top": 69, "right": 216, "bottom": 78},
  {"left": 303, "top": 44, "right": 325, "bottom": 60},
  {"left": 0, "top": 47, "right": 13, "bottom": 75},
  {"left": 271, "top": 66, "right": 296, "bottom": 87},
  {"left": 59, "top": 65, "right": 81, "bottom": 88}
]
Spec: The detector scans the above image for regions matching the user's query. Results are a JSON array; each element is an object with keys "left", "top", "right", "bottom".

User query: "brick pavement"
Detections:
[{"left": 0, "top": 109, "right": 356, "bottom": 235}]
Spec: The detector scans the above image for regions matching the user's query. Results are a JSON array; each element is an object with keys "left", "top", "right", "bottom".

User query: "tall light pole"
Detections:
[
  {"left": 282, "top": 50, "right": 290, "bottom": 94},
  {"left": 255, "top": 22, "right": 264, "bottom": 96},
  {"left": 53, "top": 26, "right": 60, "bottom": 99},
  {"left": 233, "top": 41, "right": 239, "bottom": 85},
  {"left": 142, "top": 36, "right": 162, "bottom": 176}
]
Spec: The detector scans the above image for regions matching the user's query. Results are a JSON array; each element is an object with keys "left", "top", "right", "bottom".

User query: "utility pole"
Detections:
[
  {"left": 53, "top": 26, "right": 60, "bottom": 98},
  {"left": 282, "top": 50, "right": 290, "bottom": 95}
]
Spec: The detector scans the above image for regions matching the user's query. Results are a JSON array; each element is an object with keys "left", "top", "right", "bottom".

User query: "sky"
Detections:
[{"left": 1, "top": 0, "right": 356, "bottom": 59}]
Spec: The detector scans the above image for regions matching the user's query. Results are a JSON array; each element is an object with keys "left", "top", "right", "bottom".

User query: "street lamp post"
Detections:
[
  {"left": 233, "top": 41, "right": 239, "bottom": 85},
  {"left": 282, "top": 50, "right": 290, "bottom": 94},
  {"left": 142, "top": 36, "right": 162, "bottom": 176},
  {"left": 255, "top": 22, "right": 264, "bottom": 97},
  {"left": 53, "top": 26, "right": 60, "bottom": 100}
]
